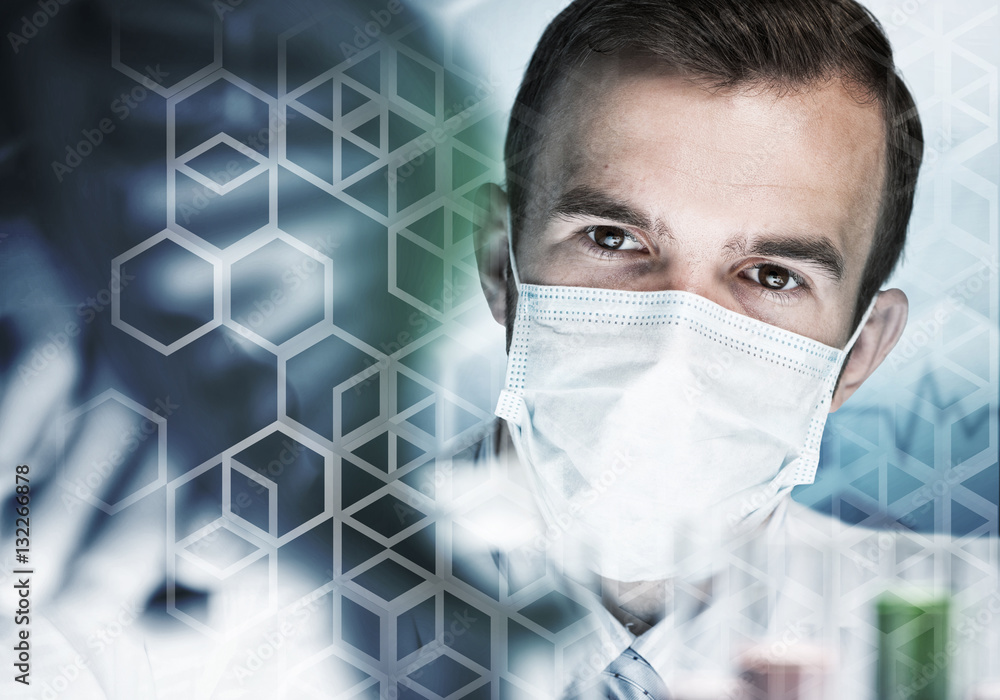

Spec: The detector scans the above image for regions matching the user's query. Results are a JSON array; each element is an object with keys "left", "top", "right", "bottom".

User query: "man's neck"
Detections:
[{"left": 600, "top": 577, "right": 669, "bottom": 636}]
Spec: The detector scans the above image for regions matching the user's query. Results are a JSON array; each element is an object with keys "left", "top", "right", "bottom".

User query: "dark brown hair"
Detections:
[{"left": 505, "top": 0, "right": 923, "bottom": 330}]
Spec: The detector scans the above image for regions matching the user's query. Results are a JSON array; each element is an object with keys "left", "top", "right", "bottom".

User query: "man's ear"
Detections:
[
  {"left": 830, "top": 288, "right": 908, "bottom": 412},
  {"left": 473, "top": 183, "right": 511, "bottom": 327}
]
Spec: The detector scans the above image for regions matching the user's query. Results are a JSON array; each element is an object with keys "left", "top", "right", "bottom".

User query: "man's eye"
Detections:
[
  {"left": 586, "top": 226, "right": 643, "bottom": 251},
  {"left": 746, "top": 263, "right": 801, "bottom": 291}
]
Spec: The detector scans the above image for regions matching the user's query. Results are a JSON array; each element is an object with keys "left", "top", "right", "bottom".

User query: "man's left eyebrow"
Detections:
[
  {"left": 549, "top": 186, "right": 660, "bottom": 235},
  {"left": 730, "top": 235, "right": 846, "bottom": 281}
]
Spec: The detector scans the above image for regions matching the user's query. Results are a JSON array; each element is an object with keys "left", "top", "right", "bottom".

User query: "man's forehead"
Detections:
[
  {"left": 531, "top": 54, "right": 886, "bottom": 249},
  {"left": 547, "top": 56, "right": 882, "bottom": 183}
]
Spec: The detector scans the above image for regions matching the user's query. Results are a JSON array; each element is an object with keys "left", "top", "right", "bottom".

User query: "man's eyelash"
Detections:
[
  {"left": 577, "top": 226, "right": 647, "bottom": 258},
  {"left": 745, "top": 262, "right": 809, "bottom": 290},
  {"left": 584, "top": 225, "right": 640, "bottom": 242},
  {"left": 574, "top": 233, "right": 812, "bottom": 295}
]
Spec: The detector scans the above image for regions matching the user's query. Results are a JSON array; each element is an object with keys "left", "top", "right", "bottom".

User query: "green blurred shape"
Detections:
[{"left": 877, "top": 588, "right": 951, "bottom": 700}]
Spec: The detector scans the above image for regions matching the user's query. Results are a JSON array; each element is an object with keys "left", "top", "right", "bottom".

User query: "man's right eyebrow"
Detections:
[{"left": 549, "top": 186, "right": 669, "bottom": 238}]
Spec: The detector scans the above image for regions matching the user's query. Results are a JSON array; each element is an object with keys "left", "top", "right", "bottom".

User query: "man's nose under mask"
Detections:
[{"left": 496, "top": 237, "right": 874, "bottom": 582}]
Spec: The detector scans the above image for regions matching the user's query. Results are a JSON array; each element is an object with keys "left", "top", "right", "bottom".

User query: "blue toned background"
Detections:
[
  {"left": 0, "top": 0, "right": 996, "bottom": 696},
  {"left": 804, "top": 0, "right": 999, "bottom": 537},
  {"left": 430, "top": 0, "right": 1000, "bottom": 537}
]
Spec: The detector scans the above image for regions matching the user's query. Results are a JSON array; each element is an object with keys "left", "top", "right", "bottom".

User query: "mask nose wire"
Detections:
[{"left": 506, "top": 207, "right": 522, "bottom": 290}]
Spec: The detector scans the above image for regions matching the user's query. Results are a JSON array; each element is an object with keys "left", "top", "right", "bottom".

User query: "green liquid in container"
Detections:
[{"left": 877, "top": 588, "right": 951, "bottom": 700}]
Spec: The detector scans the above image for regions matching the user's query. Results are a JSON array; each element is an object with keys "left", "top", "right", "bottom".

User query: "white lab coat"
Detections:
[{"left": 445, "top": 422, "right": 1000, "bottom": 699}]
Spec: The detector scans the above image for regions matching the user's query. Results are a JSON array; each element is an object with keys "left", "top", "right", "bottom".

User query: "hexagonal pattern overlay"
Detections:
[
  {"left": 119, "top": 3, "right": 1000, "bottom": 693},
  {"left": 230, "top": 237, "right": 330, "bottom": 347},
  {"left": 229, "top": 427, "right": 330, "bottom": 541},
  {"left": 114, "top": 231, "right": 219, "bottom": 353},
  {"left": 61, "top": 389, "right": 166, "bottom": 515}
]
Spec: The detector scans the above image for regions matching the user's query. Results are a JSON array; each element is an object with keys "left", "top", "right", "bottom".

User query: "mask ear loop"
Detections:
[
  {"left": 506, "top": 206, "right": 522, "bottom": 290},
  {"left": 829, "top": 291, "right": 881, "bottom": 397},
  {"left": 843, "top": 291, "right": 880, "bottom": 355}
]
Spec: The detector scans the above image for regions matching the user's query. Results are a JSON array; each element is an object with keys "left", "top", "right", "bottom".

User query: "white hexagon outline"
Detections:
[
  {"left": 275, "top": 34, "right": 396, "bottom": 220},
  {"left": 59, "top": 388, "right": 167, "bottom": 515},
  {"left": 166, "top": 71, "right": 279, "bottom": 241},
  {"left": 283, "top": 71, "right": 385, "bottom": 188},
  {"left": 227, "top": 459, "right": 279, "bottom": 539},
  {"left": 388, "top": 201, "right": 484, "bottom": 323},
  {"left": 166, "top": 71, "right": 279, "bottom": 166},
  {"left": 170, "top": 544, "right": 276, "bottom": 640},
  {"left": 277, "top": 647, "right": 381, "bottom": 700},
  {"left": 389, "top": 393, "right": 436, "bottom": 443},
  {"left": 335, "top": 588, "right": 390, "bottom": 673},
  {"left": 112, "top": 229, "right": 223, "bottom": 355},
  {"left": 332, "top": 429, "right": 438, "bottom": 533},
  {"left": 224, "top": 230, "right": 334, "bottom": 354},
  {"left": 175, "top": 517, "right": 269, "bottom": 579},
  {"left": 340, "top": 422, "right": 436, "bottom": 477},
  {"left": 389, "top": 335, "right": 497, "bottom": 452},
  {"left": 176, "top": 133, "right": 269, "bottom": 196},
  {"left": 166, "top": 458, "right": 278, "bottom": 638},
  {"left": 340, "top": 482, "right": 433, "bottom": 552},
  {"left": 221, "top": 421, "right": 336, "bottom": 548},
  {"left": 277, "top": 324, "right": 390, "bottom": 448},
  {"left": 389, "top": 39, "right": 444, "bottom": 122},
  {"left": 341, "top": 550, "right": 434, "bottom": 606},
  {"left": 332, "top": 360, "right": 387, "bottom": 445},
  {"left": 112, "top": 10, "right": 223, "bottom": 99}
]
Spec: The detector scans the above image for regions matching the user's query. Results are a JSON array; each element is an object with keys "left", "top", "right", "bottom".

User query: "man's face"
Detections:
[{"left": 515, "top": 58, "right": 886, "bottom": 349}]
